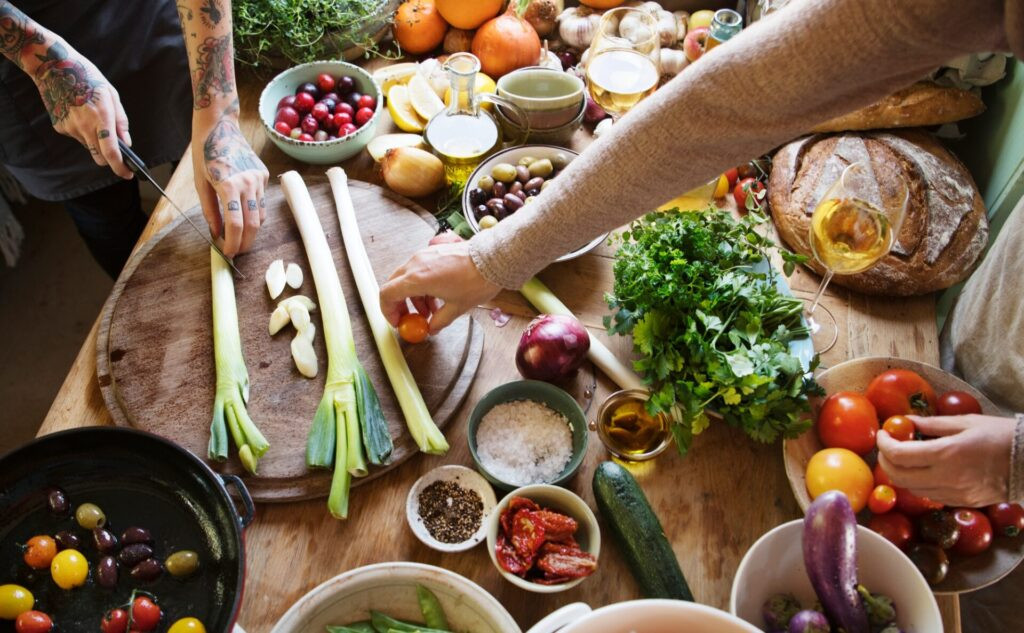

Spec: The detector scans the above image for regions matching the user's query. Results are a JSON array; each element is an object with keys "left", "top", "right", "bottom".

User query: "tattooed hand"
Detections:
[{"left": 192, "top": 101, "right": 268, "bottom": 256}]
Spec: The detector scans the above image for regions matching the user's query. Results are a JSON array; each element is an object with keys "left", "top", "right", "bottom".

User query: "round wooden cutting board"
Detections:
[{"left": 96, "top": 178, "right": 483, "bottom": 502}]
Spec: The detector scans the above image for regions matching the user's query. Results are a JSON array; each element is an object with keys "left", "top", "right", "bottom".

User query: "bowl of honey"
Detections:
[{"left": 592, "top": 389, "right": 671, "bottom": 461}]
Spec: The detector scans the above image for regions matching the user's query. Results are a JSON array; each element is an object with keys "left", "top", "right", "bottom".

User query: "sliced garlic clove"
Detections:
[
  {"left": 265, "top": 259, "right": 286, "bottom": 299},
  {"left": 268, "top": 304, "right": 291, "bottom": 335},
  {"left": 279, "top": 294, "right": 316, "bottom": 313},
  {"left": 285, "top": 262, "right": 303, "bottom": 289},
  {"left": 287, "top": 301, "right": 311, "bottom": 333},
  {"left": 290, "top": 330, "right": 318, "bottom": 378}
]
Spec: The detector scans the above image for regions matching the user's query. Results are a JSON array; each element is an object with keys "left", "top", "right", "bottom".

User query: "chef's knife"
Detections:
[{"left": 117, "top": 139, "right": 245, "bottom": 278}]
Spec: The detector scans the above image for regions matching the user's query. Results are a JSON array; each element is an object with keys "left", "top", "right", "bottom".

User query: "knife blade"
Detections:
[{"left": 117, "top": 139, "right": 245, "bottom": 278}]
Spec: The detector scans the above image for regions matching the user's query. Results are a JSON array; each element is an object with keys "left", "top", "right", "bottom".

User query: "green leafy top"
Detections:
[{"left": 605, "top": 207, "right": 822, "bottom": 455}]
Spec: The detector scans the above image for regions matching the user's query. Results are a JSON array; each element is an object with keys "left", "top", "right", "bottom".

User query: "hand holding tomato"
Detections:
[{"left": 877, "top": 414, "right": 1017, "bottom": 507}]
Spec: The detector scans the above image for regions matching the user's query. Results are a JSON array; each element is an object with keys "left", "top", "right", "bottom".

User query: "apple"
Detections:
[
  {"left": 689, "top": 9, "right": 715, "bottom": 30},
  {"left": 683, "top": 26, "right": 709, "bottom": 62}
]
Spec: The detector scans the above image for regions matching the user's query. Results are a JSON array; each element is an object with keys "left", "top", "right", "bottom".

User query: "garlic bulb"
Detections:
[
  {"left": 619, "top": 11, "right": 655, "bottom": 45},
  {"left": 674, "top": 11, "right": 689, "bottom": 40},
  {"left": 538, "top": 48, "right": 563, "bottom": 70},
  {"left": 381, "top": 147, "right": 445, "bottom": 198},
  {"left": 655, "top": 9, "right": 681, "bottom": 46},
  {"left": 557, "top": 6, "right": 603, "bottom": 49},
  {"left": 593, "top": 117, "right": 613, "bottom": 138},
  {"left": 659, "top": 48, "right": 688, "bottom": 76}
]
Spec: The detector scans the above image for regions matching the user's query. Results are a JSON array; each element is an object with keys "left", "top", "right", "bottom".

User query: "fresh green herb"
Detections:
[
  {"left": 232, "top": 0, "right": 399, "bottom": 67},
  {"left": 605, "top": 207, "right": 822, "bottom": 455}
]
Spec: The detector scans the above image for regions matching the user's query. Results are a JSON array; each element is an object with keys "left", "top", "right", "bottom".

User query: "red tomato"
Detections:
[
  {"left": 881, "top": 415, "right": 916, "bottom": 441},
  {"left": 936, "top": 390, "right": 982, "bottom": 416},
  {"left": 15, "top": 611, "right": 52, "bottom": 633},
  {"left": 733, "top": 178, "right": 766, "bottom": 212},
  {"left": 293, "top": 91, "right": 315, "bottom": 114},
  {"left": 816, "top": 391, "right": 879, "bottom": 455},
  {"left": 894, "top": 486, "right": 944, "bottom": 516},
  {"left": 873, "top": 461, "right": 893, "bottom": 487},
  {"left": 316, "top": 73, "right": 336, "bottom": 94},
  {"left": 986, "top": 503, "right": 1024, "bottom": 537},
  {"left": 398, "top": 312, "right": 430, "bottom": 344},
  {"left": 22, "top": 535, "right": 57, "bottom": 569},
  {"left": 951, "top": 508, "right": 993, "bottom": 556},
  {"left": 102, "top": 609, "right": 128, "bottom": 633},
  {"left": 868, "top": 484, "right": 897, "bottom": 514},
  {"left": 865, "top": 369, "right": 937, "bottom": 420},
  {"left": 724, "top": 167, "right": 739, "bottom": 189},
  {"left": 131, "top": 597, "right": 161, "bottom": 632},
  {"left": 869, "top": 512, "right": 913, "bottom": 549}
]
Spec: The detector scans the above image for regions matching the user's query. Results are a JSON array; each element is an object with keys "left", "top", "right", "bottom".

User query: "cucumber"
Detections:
[{"left": 592, "top": 461, "right": 693, "bottom": 601}]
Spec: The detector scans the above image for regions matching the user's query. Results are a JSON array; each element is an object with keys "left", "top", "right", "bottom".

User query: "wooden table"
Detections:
[{"left": 37, "top": 70, "right": 960, "bottom": 633}]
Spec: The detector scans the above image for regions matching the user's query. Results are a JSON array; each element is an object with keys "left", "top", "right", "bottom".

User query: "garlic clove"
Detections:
[
  {"left": 280, "top": 295, "right": 317, "bottom": 313},
  {"left": 269, "top": 303, "right": 290, "bottom": 335},
  {"left": 285, "top": 262, "right": 303, "bottom": 289},
  {"left": 265, "top": 258, "right": 286, "bottom": 299},
  {"left": 290, "top": 328, "right": 318, "bottom": 378},
  {"left": 287, "top": 301, "right": 312, "bottom": 334}
]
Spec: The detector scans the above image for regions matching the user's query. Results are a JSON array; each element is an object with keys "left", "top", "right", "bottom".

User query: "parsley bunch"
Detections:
[{"left": 605, "top": 208, "right": 823, "bottom": 455}]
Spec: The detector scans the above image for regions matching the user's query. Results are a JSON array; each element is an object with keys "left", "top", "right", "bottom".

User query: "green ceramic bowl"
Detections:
[
  {"left": 467, "top": 380, "right": 589, "bottom": 491},
  {"left": 258, "top": 60, "right": 382, "bottom": 165}
]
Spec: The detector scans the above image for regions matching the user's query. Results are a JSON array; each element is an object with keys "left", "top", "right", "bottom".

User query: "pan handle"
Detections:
[{"left": 220, "top": 474, "right": 256, "bottom": 528}]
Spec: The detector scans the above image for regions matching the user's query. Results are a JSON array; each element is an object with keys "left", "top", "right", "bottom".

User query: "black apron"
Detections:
[{"left": 0, "top": 0, "right": 191, "bottom": 201}]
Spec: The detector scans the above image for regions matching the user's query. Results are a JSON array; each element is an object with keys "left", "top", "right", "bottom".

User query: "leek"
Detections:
[
  {"left": 280, "top": 171, "right": 391, "bottom": 519},
  {"left": 519, "top": 276, "right": 645, "bottom": 391},
  {"left": 208, "top": 247, "right": 269, "bottom": 474},
  {"left": 327, "top": 167, "right": 449, "bottom": 455}
]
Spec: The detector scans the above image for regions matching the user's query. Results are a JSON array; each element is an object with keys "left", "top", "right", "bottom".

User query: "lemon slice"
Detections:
[
  {"left": 372, "top": 63, "right": 418, "bottom": 93},
  {"left": 387, "top": 85, "right": 426, "bottom": 133},
  {"left": 444, "top": 72, "right": 496, "bottom": 111},
  {"left": 407, "top": 73, "right": 445, "bottom": 122}
]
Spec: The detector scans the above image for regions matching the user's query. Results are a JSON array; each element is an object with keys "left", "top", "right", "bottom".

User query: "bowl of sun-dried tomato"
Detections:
[{"left": 485, "top": 484, "right": 601, "bottom": 593}]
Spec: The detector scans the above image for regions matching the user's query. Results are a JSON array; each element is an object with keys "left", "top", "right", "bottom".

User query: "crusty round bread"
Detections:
[{"left": 769, "top": 129, "right": 989, "bottom": 296}]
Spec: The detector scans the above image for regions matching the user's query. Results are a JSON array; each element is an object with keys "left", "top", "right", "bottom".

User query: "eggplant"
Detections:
[
  {"left": 856, "top": 584, "right": 897, "bottom": 627},
  {"left": 787, "top": 609, "right": 829, "bottom": 633},
  {"left": 803, "top": 491, "right": 869, "bottom": 633},
  {"left": 762, "top": 593, "right": 802, "bottom": 632}
]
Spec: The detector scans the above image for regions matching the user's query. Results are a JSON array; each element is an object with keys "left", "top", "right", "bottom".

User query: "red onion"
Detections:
[
  {"left": 516, "top": 314, "right": 590, "bottom": 382},
  {"left": 584, "top": 96, "right": 608, "bottom": 125}
]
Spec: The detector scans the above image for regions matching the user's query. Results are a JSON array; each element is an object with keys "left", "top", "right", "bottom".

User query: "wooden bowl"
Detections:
[{"left": 783, "top": 356, "right": 1023, "bottom": 594}]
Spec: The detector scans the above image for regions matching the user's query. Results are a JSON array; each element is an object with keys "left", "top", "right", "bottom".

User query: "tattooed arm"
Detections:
[
  {"left": 0, "top": 2, "right": 132, "bottom": 178},
  {"left": 177, "top": 0, "right": 268, "bottom": 256}
]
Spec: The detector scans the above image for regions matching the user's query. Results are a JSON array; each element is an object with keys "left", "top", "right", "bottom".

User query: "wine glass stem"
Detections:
[{"left": 807, "top": 269, "right": 835, "bottom": 316}]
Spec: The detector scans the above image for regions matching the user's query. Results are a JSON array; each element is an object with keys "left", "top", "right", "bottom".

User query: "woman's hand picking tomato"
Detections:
[
  {"left": 130, "top": 596, "right": 161, "bottom": 632},
  {"left": 986, "top": 502, "right": 1024, "bottom": 537},
  {"left": 865, "top": 369, "right": 937, "bottom": 419},
  {"left": 882, "top": 415, "right": 915, "bottom": 441},
  {"left": 816, "top": 391, "right": 878, "bottom": 454},
  {"left": 22, "top": 535, "right": 57, "bottom": 570},
  {"left": 868, "top": 512, "right": 913, "bottom": 549},
  {"left": 936, "top": 390, "right": 982, "bottom": 416},
  {"left": 868, "top": 484, "right": 897, "bottom": 514},
  {"left": 14, "top": 611, "right": 52, "bottom": 633},
  {"left": 951, "top": 508, "right": 993, "bottom": 556}
]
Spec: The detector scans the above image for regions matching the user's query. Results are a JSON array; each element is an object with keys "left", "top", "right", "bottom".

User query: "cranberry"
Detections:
[
  {"left": 293, "top": 92, "right": 315, "bottom": 114},
  {"left": 314, "top": 129, "right": 329, "bottom": 142},
  {"left": 277, "top": 94, "right": 296, "bottom": 110},
  {"left": 334, "top": 102, "right": 354, "bottom": 117},
  {"left": 311, "top": 102, "right": 330, "bottom": 122},
  {"left": 339, "top": 122, "right": 358, "bottom": 137},
  {"left": 320, "top": 98, "right": 337, "bottom": 114},
  {"left": 275, "top": 105, "right": 300, "bottom": 128},
  {"left": 556, "top": 50, "right": 578, "bottom": 70},
  {"left": 273, "top": 121, "right": 292, "bottom": 136},
  {"left": 300, "top": 115, "right": 319, "bottom": 135},
  {"left": 357, "top": 94, "right": 376, "bottom": 110},
  {"left": 346, "top": 91, "right": 362, "bottom": 108},
  {"left": 289, "top": 128, "right": 302, "bottom": 139},
  {"left": 298, "top": 132, "right": 315, "bottom": 142},
  {"left": 297, "top": 82, "right": 320, "bottom": 99},
  {"left": 336, "top": 75, "right": 355, "bottom": 94},
  {"left": 316, "top": 73, "right": 336, "bottom": 94},
  {"left": 322, "top": 92, "right": 340, "bottom": 104},
  {"left": 332, "top": 112, "right": 352, "bottom": 129},
  {"left": 354, "top": 107, "right": 374, "bottom": 126}
]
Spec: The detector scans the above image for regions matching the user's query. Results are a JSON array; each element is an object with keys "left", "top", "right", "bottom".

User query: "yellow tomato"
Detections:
[
  {"left": 805, "top": 448, "right": 874, "bottom": 513},
  {"left": 689, "top": 9, "right": 715, "bottom": 30},
  {"left": 444, "top": 72, "right": 496, "bottom": 110},
  {"left": 712, "top": 173, "right": 729, "bottom": 199},
  {"left": 50, "top": 549, "right": 88, "bottom": 589},
  {"left": 169, "top": 617, "right": 207, "bottom": 633},
  {"left": 0, "top": 584, "right": 33, "bottom": 620}
]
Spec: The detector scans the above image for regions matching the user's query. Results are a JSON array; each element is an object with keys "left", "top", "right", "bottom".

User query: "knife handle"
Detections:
[{"left": 117, "top": 138, "right": 147, "bottom": 174}]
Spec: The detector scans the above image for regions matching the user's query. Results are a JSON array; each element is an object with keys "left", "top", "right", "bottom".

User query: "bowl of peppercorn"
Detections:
[{"left": 406, "top": 465, "right": 497, "bottom": 553}]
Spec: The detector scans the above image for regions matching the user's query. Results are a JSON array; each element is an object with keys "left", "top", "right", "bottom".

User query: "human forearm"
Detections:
[
  {"left": 469, "top": 0, "right": 1009, "bottom": 289},
  {"left": 0, "top": 2, "right": 53, "bottom": 72},
  {"left": 175, "top": 0, "right": 237, "bottom": 115}
]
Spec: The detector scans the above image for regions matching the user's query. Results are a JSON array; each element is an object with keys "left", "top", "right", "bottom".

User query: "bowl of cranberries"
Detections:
[{"left": 259, "top": 60, "right": 382, "bottom": 164}]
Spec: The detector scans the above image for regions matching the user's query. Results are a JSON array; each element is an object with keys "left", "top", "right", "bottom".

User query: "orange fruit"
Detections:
[
  {"left": 393, "top": 0, "right": 448, "bottom": 55},
  {"left": 436, "top": 0, "right": 503, "bottom": 30},
  {"left": 578, "top": 0, "right": 625, "bottom": 8}
]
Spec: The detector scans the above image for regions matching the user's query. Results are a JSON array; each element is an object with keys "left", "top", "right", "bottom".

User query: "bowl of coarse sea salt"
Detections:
[{"left": 468, "top": 380, "right": 589, "bottom": 490}]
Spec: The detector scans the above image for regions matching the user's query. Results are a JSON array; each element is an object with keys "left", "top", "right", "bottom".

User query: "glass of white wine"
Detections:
[
  {"left": 584, "top": 7, "right": 661, "bottom": 121},
  {"left": 804, "top": 161, "right": 908, "bottom": 352}
]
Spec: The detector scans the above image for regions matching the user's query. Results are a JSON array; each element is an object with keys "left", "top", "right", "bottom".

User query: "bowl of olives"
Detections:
[{"left": 461, "top": 145, "right": 608, "bottom": 262}]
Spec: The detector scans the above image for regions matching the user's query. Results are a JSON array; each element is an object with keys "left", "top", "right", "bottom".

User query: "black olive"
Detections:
[
  {"left": 117, "top": 543, "right": 154, "bottom": 567},
  {"left": 504, "top": 194, "right": 525, "bottom": 211},
  {"left": 130, "top": 558, "right": 163, "bottom": 582},
  {"left": 47, "top": 487, "right": 69, "bottom": 516},
  {"left": 492, "top": 181, "right": 507, "bottom": 199},
  {"left": 120, "top": 526, "right": 153, "bottom": 546},
  {"left": 96, "top": 555, "right": 118, "bottom": 589},
  {"left": 524, "top": 177, "right": 545, "bottom": 191},
  {"left": 486, "top": 199, "right": 508, "bottom": 220},
  {"left": 526, "top": 188, "right": 541, "bottom": 197},
  {"left": 474, "top": 204, "right": 488, "bottom": 221},
  {"left": 92, "top": 528, "right": 119, "bottom": 554},
  {"left": 55, "top": 530, "right": 81, "bottom": 551},
  {"left": 508, "top": 181, "right": 523, "bottom": 195},
  {"left": 468, "top": 188, "right": 487, "bottom": 207},
  {"left": 515, "top": 165, "right": 530, "bottom": 183}
]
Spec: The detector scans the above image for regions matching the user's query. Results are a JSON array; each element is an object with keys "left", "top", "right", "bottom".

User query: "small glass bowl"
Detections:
[{"left": 590, "top": 389, "right": 672, "bottom": 461}]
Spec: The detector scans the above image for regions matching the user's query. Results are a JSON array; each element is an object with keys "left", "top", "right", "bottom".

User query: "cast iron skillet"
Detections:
[{"left": 0, "top": 427, "right": 253, "bottom": 632}]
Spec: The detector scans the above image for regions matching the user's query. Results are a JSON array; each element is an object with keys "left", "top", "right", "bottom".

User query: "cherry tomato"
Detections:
[
  {"left": 14, "top": 611, "right": 52, "bottom": 633},
  {"left": 881, "top": 415, "right": 916, "bottom": 441},
  {"left": 355, "top": 106, "right": 375, "bottom": 126},
  {"left": 357, "top": 94, "right": 376, "bottom": 110},
  {"left": 869, "top": 512, "right": 913, "bottom": 549},
  {"left": 865, "top": 369, "right": 937, "bottom": 420},
  {"left": 733, "top": 177, "right": 766, "bottom": 212},
  {"left": 397, "top": 312, "right": 430, "bottom": 343},
  {"left": 316, "top": 73, "right": 335, "bottom": 94},
  {"left": 936, "top": 390, "right": 982, "bottom": 416},
  {"left": 130, "top": 596, "right": 161, "bottom": 632},
  {"left": 50, "top": 549, "right": 88, "bottom": 589},
  {"left": 816, "top": 391, "right": 879, "bottom": 455},
  {"left": 951, "top": 508, "right": 993, "bottom": 556},
  {"left": 986, "top": 502, "right": 1024, "bottom": 537},
  {"left": 101, "top": 608, "right": 128, "bottom": 633},
  {"left": 724, "top": 167, "right": 739, "bottom": 189},
  {"left": 805, "top": 448, "right": 874, "bottom": 513},
  {"left": 168, "top": 618, "right": 207, "bottom": 633},
  {"left": 894, "top": 486, "right": 944, "bottom": 517},
  {"left": 868, "top": 484, "right": 897, "bottom": 514},
  {"left": 0, "top": 584, "right": 34, "bottom": 620},
  {"left": 293, "top": 91, "right": 315, "bottom": 114},
  {"left": 22, "top": 535, "right": 57, "bottom": 570},
  {"left": 873, "top": 461, "right": 893, "bottom": 487},
  {"left": 736, "top": 162, "right": 758, "bottom": 180}
]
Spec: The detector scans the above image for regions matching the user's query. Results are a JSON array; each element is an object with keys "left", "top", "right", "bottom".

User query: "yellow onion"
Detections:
[
  {"left": 523, "top": 0, "right": 561, "bottom": 37},
  {"left": 381, "top": 147, "right": 445, "bottom": 198},
  {"left": 443, "top": 28, "right": 474, "bottom": 54},
  {"left": 472, "top": 4, "right": 542, "bottom": 78}
]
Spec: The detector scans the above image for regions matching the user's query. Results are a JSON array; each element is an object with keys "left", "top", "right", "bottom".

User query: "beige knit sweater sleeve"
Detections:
[{"left": 468, "top": 0, "right": 1016, "bottom": 289}]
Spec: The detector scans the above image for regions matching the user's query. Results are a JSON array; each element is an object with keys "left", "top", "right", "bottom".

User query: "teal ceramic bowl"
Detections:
[
  {"left": 258, "top": 60, "right": 382, "bottom": 165},
  {"left": 467, "top": 380, "right": 589, "bottom": 491}
]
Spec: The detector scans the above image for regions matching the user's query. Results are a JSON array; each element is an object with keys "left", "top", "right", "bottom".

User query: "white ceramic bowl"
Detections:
[
  {"left": 730, "top": 520, "right": 942, "bottom": 631},
  {"left": 258, "top": 60, "right": 382, "bottom": 164},
  {"left": 270, "top": 562, "right": 519, "bottom": 633},
  {"left": 405, "top": 464, "right": 497, "bottom": 552},
  {"left": 486, "top": 484, "right": 600, "bottom": 593},
  {"left": 525, "top": 600, "right": 761, "bottom": 633}
]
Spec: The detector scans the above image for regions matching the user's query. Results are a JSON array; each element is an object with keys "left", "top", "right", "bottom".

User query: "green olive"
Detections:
[
  {"left": 524, "top": 196, "right": 536, "bottom": 204},
  {"left": 550, "top": 152, "right": 570, "bottom": 170},
  {"left": 517, "top": 156, "right": 537, "bottom": 167},
  {"left": 528, "top": 158, "right": 554, "bottom": 178},
  {"left": 541, "top": 179, "right": 552, "bottom": 191},
  {"left": 477, "top": 175, "right": 495, "bottom": 193},
  {"left": 165, "top": 550, "right": 200, "bottom": 578},
  {"left": 490, "top": 163, "right": 517, "bottom": 183},
  {"left": 75, "top": 503, "right": 106, "bottom": 529},
  {"left": 479, "top": 215, "right": 498, "bottom": 229}
]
